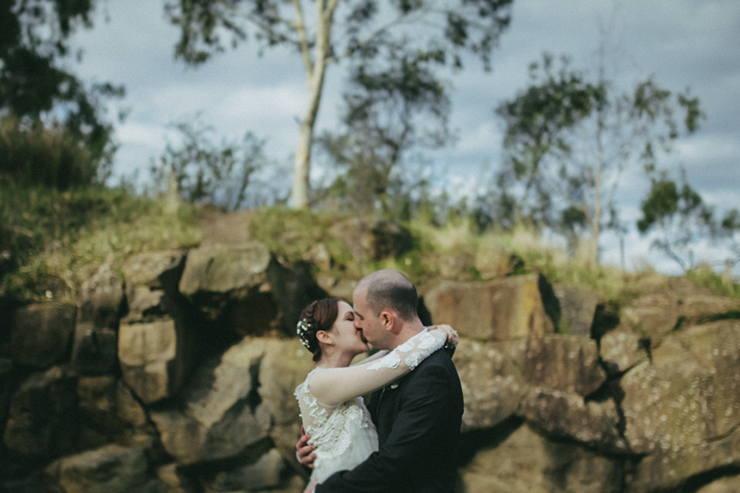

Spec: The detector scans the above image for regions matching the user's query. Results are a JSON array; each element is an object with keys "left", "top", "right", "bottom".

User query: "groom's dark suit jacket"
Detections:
[{"left": 316, "top": 348, "right": 464, "bottom": 493}]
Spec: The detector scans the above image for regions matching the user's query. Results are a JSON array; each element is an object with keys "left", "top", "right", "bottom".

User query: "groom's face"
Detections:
[{"left": 352, "top": 287, "right": 383, "bottom": 348}]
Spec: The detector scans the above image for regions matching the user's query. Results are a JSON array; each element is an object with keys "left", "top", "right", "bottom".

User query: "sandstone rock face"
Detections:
[
  {"left": 458, "top": 424, "right": 622, "bottom": 493},
  {"left": 209, "top": 448, "right": 286, "bottom": 492},
  {"left": 76, "top": 376, "right": 149, "bottom": 443},
  {"left": 622, "top": 321, "right": 740, "bottom": 459},
  {"left": 473, "top": 244, "right": 523, "bottom": 280},
  {"left": 10, "top": 303, "right": 76, "bottom": 368},
  {"left": 118, "top": 319, "right": 184, "bottom": 404},
  {"left": 618, "top": 277, "right": 740, "bottom": 348},
  {"left": 46, "top": 444, "right": 153, "bottom": 493},
  {"left": 425, "top": 275, "right": 555, "bottom": 341},
  {"left": 696, "top": 474, "right": 740, "bottom": 493},
  {"left": 78, "top": 263, "right": 124, "bottom": 330},
  {"left": 553, "top": 283, "right": 599, "bottom": 337},
  {"left": 123, "top": 250, "right": 187, "bottom": 289},
  {"left": 178, "top": 244, "right": 272, "bottom": 310},
  {"left": 70, "top": 322, "right": 118, "bottom": 374},
  {"left": 524, "top": 335, "right": 606, "bottom": 397},
  {"left": 178, "top": 243, "right": 324, "bottom": 336},
  {"left": 599, "top": 327, "right": 647, "bottom": 375},
  {"left": 518, "top": 387, "right": 626, "bottom": 453},
  {"left": 329, "top": 218, "right": 413, "bottom": 262},
  {"left": 452, "top": 338, "right": 528, "bottom": 431},
  {"left": 4, "top": 366, "right": 78, "bottom": 457},
  {"left": 121, "top": 285, "right": 169, "bottom": 323},
  {"left": 151, "top": 337, "right": 273, "bottom": 465},
  {"left": 631, "top": 428, "right": 740, "bottom": 492}
]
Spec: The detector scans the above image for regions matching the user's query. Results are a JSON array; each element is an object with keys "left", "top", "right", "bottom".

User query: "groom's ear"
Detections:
[{"left": 379, "top": 309, "right": 396, "bottom": 331}]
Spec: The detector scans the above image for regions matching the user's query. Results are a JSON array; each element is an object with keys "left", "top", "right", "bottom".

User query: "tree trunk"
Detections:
[{"left": 290, "top": 0, "right": 337, "bottom": 209}]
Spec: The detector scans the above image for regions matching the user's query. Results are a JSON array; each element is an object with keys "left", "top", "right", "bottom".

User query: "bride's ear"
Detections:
[{"left": 316, "top": 330, "right": 333, "bottom": 345}]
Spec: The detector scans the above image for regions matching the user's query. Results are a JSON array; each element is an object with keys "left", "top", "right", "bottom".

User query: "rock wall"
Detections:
[{"left": 1, "top": 242, "right": 739, "bottom": 493}]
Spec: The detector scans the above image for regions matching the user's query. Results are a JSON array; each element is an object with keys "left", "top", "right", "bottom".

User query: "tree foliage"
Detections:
[
  {"left": 0, "top": 0, "right": 124, "bottom": 186},
  {"left": 317, "top": 47, "right": 451, "bottom": 214},
  {"left": 638, "top": 170, "right": 740, "bottom": 272},
  {"left": 150, "top": 119, "right": 268, "bottom": 211},
  {"left": 490, "top": 52, "right": 703, "bottom": 266},
  {"left": 164, "top": 0, "right": 513, "bottom": 208}
]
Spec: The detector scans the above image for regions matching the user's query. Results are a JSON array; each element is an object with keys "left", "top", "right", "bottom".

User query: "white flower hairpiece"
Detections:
[{"left": 296, "top": 318, "right": 313, "bottom": 350}]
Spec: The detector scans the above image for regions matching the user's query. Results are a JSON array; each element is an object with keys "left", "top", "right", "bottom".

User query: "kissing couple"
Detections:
[{"left": 294, "top": 269, "right": 464, "bottom": 492}]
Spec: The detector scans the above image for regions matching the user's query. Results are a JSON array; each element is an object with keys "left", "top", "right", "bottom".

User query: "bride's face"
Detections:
[{"left": 330, "top": 300, "right": 369, "bottom": 355}]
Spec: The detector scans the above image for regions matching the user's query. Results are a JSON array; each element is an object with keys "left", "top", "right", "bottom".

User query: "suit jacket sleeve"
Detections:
[{"left": 316, "top": 353, "right": 460, "bottom": 493}]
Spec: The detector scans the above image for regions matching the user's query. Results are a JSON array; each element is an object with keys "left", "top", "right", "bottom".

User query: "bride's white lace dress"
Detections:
[{"left": 294, "top": 329, "right": 446, "bottom": 485}]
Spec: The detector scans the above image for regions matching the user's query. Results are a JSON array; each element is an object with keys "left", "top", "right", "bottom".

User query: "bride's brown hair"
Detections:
[{"left": 297, "top": 298, "right": 340, "bottom": 362}]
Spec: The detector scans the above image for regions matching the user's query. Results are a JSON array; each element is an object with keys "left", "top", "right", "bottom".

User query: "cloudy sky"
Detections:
[{"left": 71, "top": 0, "right": 740, "bottom": 275}]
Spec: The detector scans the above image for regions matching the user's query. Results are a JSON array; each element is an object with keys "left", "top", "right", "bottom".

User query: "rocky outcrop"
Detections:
[
  {"left": 329, "top": 218, "right": 413, "bottom": 262},
  {"left": 452, "top": 339, "right": 528, "bottom": 431},
  {"left": 424, "top": 274, "right": 555, "bottom": 340},
  {"left": 10, "top": 303, "right": 76, "bottom": 368},
  {"left": 458, "top": 423, "right": 623, "bottom": 493},
  {"left": 45, "top": 444, "right": 158, "bottom": 493},
  {"left": 524, "top": 335, "right": 606, "bottom": 396},
  {"left": 178, "top": 243, "right": 324, "bottom": 336},
  {"left": 4, "top": 366, "right": 78, "bottom": 458},
  {"left": 553, "top": 283, "right": 599, "bottom": 337},
  {"left": 4, "top": 235, "right": 740, "bottom": 493},
  {"left": 118, "top": 318, "right": 186, "bottom": 404}
]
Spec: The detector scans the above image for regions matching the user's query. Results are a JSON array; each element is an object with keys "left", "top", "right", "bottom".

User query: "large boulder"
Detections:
[
  {"left": 70, "top": 322, "right": 118, "bottom": 374},
  {"left": 207, "top": 448, "right": 286, "bottom": 492},
  {"left": 696, "top": 474, "right": 740, "bottom": 493},
  {"left": 328, "top": 218, "right": 413, "bottom": 262},
  {"left": 424, "top": 274, "right": 555, "bottom": 341},
  {"left": 473, "top": 244, "right": 524, "bottom": 280},
  {"left": 151, "top": 336, "right": 313, "bottom": 467},
  {"left": 76, "top": 376, "right": 150, "bottom": 445},
  {"left": 618, "top": 276, "right": 740, "bottom": 348},
  {"left": 523, "top": 335, "right": 606, "bottom": 397},
  {"left": 599, "top": 327, "right": 648, "bottom": 375},
  {"left": 178, "top": 243, "right": 324, "bottom": 336},
  {"left": 622, "top": 321, "right": 740, "bottom": 457},
  {"left": 452, "top": 338, "right": 528, "bottom": 431},
  {"left": 517, "top": 387, "right": 627, "bottom": 453},
  {"left": 553, "top": 283, "right": 599, "bottom": 337},
  {"left": 458, "top": 423, "right": 622, "bottom": 493},
  {"left": 45, "top": 444, "right": 155, "bottom": 493},
  {"left": 3, "top": 366, "right": 78, "bottom": 458},
  {"left": 122, "top": 250, "right": 187, "bottom": 291},
  {"left": 121, "top": 250, "right": 187, "bottom": 323},
  {"left": 77, "top": 263, "right": 124, "bottom": 330},
  {"left": 118, "top": 319, "right": 185, "bottom": 404},
  {"left": 630, "top": 428, "right": 740, "bottom": 492},
  {"left": 10, "top": 303, "right": 76, "bottom": 368}
]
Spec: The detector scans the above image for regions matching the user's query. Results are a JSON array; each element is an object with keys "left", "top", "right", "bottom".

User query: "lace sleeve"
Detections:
[{"left": 307, "top": 329, "right": 447, "bottom": 407}]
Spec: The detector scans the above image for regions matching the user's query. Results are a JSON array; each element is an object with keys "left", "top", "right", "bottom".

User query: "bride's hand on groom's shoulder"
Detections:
[
  {"left": 303, "top": 482, "right": 317, "bottom": 493},
  {"left": 431, "top": 324, "right": 459, "bottom": 347}
]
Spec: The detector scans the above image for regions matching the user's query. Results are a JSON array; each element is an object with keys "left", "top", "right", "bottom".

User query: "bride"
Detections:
[{"left": 293, "top": 297, "right": 458, "bottom": 491}]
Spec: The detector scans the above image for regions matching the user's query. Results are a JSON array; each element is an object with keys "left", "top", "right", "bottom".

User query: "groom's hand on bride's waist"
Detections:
[{"left": 296, "top": 426, "right": 317, "bottom": 468}]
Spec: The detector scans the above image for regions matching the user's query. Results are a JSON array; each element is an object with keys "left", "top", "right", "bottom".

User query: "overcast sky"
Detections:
[{"left": 71, "top": 0, "right": 740, "bottom": 275}]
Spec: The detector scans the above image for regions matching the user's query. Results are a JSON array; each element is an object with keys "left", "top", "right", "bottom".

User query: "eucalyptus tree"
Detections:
[
  {"left": 638, "top": 171, "right": 740, "bottom": 273},
  {"left": 496, "top": 52, "right": 702, "bottom": 267},
  {"left": 165, "top": 0, "right": 513, "bottom": 208},
  {"left": 317, "top": 45, "right": 451, "bottom": 214}
]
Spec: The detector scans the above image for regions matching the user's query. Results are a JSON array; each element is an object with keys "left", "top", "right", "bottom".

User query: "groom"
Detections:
[{"left": 297, "top": 269, "right": 464, "bottom": 492}]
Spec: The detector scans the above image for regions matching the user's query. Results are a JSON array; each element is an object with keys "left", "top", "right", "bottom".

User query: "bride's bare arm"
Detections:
[{"left": 307, "top": 328, "right": 451, "bottom": 407}]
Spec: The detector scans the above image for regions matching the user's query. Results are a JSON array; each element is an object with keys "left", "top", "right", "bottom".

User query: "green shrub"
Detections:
[
  {"left": 0, "top": 116, "right": 109, "bottom": 189},
  {"left": 0, "top": 184, "right": 200, "bottom": 302}
]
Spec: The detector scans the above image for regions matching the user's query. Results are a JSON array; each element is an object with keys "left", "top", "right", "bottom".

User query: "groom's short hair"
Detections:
[{"left": 357, "top": 269, "right": 418, "bottom": 321}]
